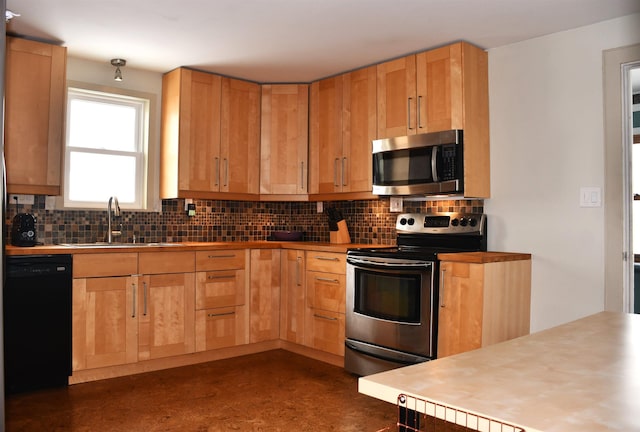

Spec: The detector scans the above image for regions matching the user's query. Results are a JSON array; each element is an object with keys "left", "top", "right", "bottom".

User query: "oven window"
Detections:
[{"left": 354, "top": 268, "right": 421, "bottom": 323}]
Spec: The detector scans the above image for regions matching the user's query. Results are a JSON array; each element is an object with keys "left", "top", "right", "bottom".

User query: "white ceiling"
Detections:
[{"left": 5, "top": 0, "right": 640, "bottom": 84}]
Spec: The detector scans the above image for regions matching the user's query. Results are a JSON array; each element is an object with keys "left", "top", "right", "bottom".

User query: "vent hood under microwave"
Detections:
[{"left": 372, "top": 130, "right": 463, "bottom": 197}]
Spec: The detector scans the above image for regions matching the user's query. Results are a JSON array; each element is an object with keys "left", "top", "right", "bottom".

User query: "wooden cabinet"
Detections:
[
  {"left": 304, "top": 252, "right": 346, "bottom": 356},
  {"left": 72, "top": 253, "right": 139, "bottom": 371},
  {"left": 309, "top": 66, "right": 376, "bottom": 200},
  {"left": 5, "top": 36, "right": 66, "bottom": 195},
  {"left": 280, "top": 249, "right": 306, "bottom": 344},
  {"left": 138, "top": 251, "right": 196, "bottom": 360},
  {"left": 220, "top": 77, "right": 261, "bottom": 196},
  {"left": 437, "top": 256, "right": 531, "bottom": 358},
  {"left": 195, "top": 249, "right": 248, "bottom": 351},
  {"left": 160, "top": 69, "right": 260, "bottom": 200},
  {"left": 377, "top": 42, "right": 490, "bottom": 198},
  {"left": 260, "top": 84, "right": 309, "bottom": 198},
  {"left": 249, "top": 249, "right": 281, "bottom": 343}
]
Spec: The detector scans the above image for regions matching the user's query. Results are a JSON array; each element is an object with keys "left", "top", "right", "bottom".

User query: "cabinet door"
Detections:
[
  {"left": 260, "top": 84, "right": 309, "bottom": 195},
  {"left": 161, "top": 68, "right": 222, "bottom": 198},
  {"left": 376, "top": 55, "right": 416, "bottom": 139},
  {"left": 221, "top": 77, "right": 261, "bottom": 195},
  {"left": 309, "top": 76, "right": 343, "bottom": 194},
  {"left": 416, "top": 43, "right": 464, "bottom": 133},
  {"left": 138, "top": 273, "right": 195, "bottom": 360},
  {"left": 195, "top": 305, "right": 248, "bottom": 351},
  {"left": 5, "top": 37, "right": 66, "bottom": 195},
  {"left": 342, "top": 66, "right": 376, "bottom": 193},
  {"left": 304, "top": 309, "right": 345, "bottom": 356},
  {"left": 249, "top": 249, "right": 281, "bottom": 343},
  {"left": 280, "top": 249, "right": 306, "bottom": 344},
  {"left": 437, "top": 261, "right": 484, "bottom": 358},
  {"left": 72, "top": 276, "right": 138, "bottom": 370}
]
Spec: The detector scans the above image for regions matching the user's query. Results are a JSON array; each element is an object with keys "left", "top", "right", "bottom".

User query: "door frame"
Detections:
[{"left": 604, "top": 43, "right": 640, "bottom": 313}]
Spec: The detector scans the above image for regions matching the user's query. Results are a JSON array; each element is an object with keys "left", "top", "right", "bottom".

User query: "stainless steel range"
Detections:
[{"left": 345, "top": 212, "right": 487, "bottom": 376}]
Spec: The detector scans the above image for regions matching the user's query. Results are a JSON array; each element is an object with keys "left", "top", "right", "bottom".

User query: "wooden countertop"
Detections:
[
  {"left": 5, "top": 241, "right": 386, "bottom": 255},
  {"left": 359, "top": 311, "right": 640, "bottom": 432},
  {"left": 438, "top": 251, "right": 531, "bottom": 263}
]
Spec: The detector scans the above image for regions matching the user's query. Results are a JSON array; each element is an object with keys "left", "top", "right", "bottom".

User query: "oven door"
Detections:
[{"left": 346, "top": 255, "right": 436, "bottom": 360}]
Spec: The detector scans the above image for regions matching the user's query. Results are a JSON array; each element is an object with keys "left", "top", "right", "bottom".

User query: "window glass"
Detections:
[{"left": 64, "top": 87, "right": 149, "bottom": 209}]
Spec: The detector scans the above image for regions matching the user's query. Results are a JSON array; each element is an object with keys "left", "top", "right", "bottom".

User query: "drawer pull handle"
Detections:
[
  {"left": 131, "top": 283, "right": 137, "bottom": 318},
  {"left": 316, "top": 277, "right": 339, "bottom": 284},
  {"left": 207, "top": 275, "right": 234, "bottom": 280},
  {"left": 143, "top": 281, "right": 148, "bottom": 316},
  {"left": 314, "top": 256, "right": 339, "bottom": 261},
  {"left": 207, "top": 254, "right": 236, "bottom": 259},
  {"left": 314, "top": 313, "right": 338, "bottom": 321},
  {"left": 207, "top": 311, "right": 235, "bottom": 318}
]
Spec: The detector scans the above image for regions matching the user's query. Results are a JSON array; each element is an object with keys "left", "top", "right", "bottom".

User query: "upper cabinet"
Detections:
[
  {"left": 160, "top": 68, "right": 260, "bottom": 200},
  {"left": 309, "top": 66, "right": 376, "bottom": 200},
  {"left": 377, "top": 42, "right": 490, "bottom": 197},
  {"left": 5, "top": 37, "right": 67, "bottom": 195},
  {"left": 260, "top": 84, "right": 309, "bottom": 199}
]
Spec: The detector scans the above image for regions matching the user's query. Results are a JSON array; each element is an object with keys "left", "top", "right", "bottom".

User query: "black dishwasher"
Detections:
[{"left": 4, "top": 254, "right": 73, "bottom": 394}]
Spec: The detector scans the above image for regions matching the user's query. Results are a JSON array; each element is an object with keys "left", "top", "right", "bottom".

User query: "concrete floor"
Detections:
[{"left": 5, "top": 350, "right": 397, "bottom": 432}]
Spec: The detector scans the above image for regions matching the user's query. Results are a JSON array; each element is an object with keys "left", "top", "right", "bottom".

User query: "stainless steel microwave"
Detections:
[{"left": 372, "top": 129, "right": 463, "bottom": 196}]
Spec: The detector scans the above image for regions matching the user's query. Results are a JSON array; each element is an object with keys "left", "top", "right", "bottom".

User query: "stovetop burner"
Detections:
[{"left": 348, "top": 212, "right": 487, "bottom": 259}]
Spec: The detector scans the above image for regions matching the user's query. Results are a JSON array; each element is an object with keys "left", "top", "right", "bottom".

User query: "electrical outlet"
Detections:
[
  {"left": 11, "top": 194, "right": 35, "bottom": 205},
  {"left": 184, "top": 198, "right": 193, "bottom": 211},
  {"left": 390, "top": 197, "right": 403, "bottom": 212},
  {"left": 317, "top": 201, "right": 323, "bottom": 213},
  {"left": 45, "top": 196, "right": 57, "bottom": 210}
]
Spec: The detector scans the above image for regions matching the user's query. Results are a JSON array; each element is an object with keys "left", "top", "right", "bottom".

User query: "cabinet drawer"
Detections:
[
  {"left": 196, "top": 249, "right": 246, "bottom": 271},
  {"left": 305, "top": 308, "right": 345, "bottom": 356},
  {"left": 195, "top": 305, "right": 247, "bottom": 351},
  {"left": 138, "top": 251, "right": 195, "bottom": 274},
  {"left": 305, "top": 252, "right": 345, "bottom": 274},
  {"left": 306, "top": 270, "right": 345, "bottom": 313},
  {"left": 196, "top": 269, "right": 246, "bottom": 309},
  {"left": 73, "top": 253, "right": 138, "bottom": 278}
]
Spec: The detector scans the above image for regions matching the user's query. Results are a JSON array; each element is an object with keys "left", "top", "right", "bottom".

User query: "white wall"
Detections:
[{"left": 486, "top": 13, "right": 640, "bottom": 332}]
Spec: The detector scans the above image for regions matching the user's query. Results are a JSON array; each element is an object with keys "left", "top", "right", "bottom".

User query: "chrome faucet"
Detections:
[{"left": 107, "top": 196, "right": 121, "bottom": 243}]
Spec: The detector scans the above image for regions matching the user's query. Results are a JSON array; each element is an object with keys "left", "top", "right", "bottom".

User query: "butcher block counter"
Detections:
[{"left": 359, "top": 311, "right": 640, "bottom": 432}]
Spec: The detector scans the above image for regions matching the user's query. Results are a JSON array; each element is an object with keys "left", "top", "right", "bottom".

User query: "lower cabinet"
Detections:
[
  {"left": 304, "top": 252, "right": 346, "bottom": 356},
  {"left": 194, "top": 249, "right": 249, "bottom": 351},
  {"left": 249, "top": 249, "right": 281, "bottom": 343},
  {"left": 280, "top": 249, "right": 306, "bottom": 344},
  {"left": 72, "top": 253, "right": 139, "bottom": 371},
  {"left": 437, "top": 256, "right": 532, "bottom": 358}
]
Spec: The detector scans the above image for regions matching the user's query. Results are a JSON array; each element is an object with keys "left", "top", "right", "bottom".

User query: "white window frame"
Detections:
[{"left": 63, "top": 83, "right": 156, "bottom": 210}]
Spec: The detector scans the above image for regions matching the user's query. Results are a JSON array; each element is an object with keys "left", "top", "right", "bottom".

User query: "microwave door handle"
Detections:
[{"left": 431, "top": 146, "right": 439, "bottom": 182}]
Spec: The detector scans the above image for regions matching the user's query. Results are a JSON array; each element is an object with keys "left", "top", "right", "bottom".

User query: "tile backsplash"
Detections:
[{"left": 5, "top": 196, "right": 483, "bottom": 245}]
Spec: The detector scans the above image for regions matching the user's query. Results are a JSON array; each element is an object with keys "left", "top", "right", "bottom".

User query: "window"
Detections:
[{"left": 64, "top": 86, "right": 151, "bottom": 210}]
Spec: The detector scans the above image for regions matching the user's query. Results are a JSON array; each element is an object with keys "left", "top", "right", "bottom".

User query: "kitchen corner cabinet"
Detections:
[
  {"left": 437, "top": 255, "right": 532, "bottom": 358},
  {"left": 249, "top": 249, "right": 281, "bottom": 343},
  {"left": 138, "top": 252, "right": 196, "bottom": 361},
  {"left": 160, "top": 68, "right": 260, "bottom": 200},
  {"left": 72, "top": 253, "right": 139, "bottom": 371},
  {"left": 5, "top": 36, "right": 66, "bottom": 195},
  {"left": 304, "top": 252, "right": 346, "bottom": 356},
  {"left": 309, "top": 66, "right": 376, "bottom": 200},
  {"left": 195, "top": 249, "right": 249, "bottom": 351},
  {"left": 280, "top": 249, "right": 306, "bottom": 344},
  {"left": 377, "top": 42, "right": 490, "bottom": 198},
  {"left": 260, "top": 84, "right": 309, "bottom": 198}
]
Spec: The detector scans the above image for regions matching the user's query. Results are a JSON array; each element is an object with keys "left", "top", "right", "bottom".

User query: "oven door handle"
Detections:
[
  {"left": 347, "top": 257, "right": 433, "bottom": 271},
  {"left": 345, "top": 340, "right": 430, "bottom": 366}
]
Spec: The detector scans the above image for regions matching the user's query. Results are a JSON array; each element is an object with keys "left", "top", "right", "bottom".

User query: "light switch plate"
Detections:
[
  {"left": 390, "top": 197, "right": 403, "bottom": 212},
  {"left": 579, "top": 187, "right": 601, "bottom": 207},
  {"left": 317, "top": 201, "right": 323, "bottom": 213}
]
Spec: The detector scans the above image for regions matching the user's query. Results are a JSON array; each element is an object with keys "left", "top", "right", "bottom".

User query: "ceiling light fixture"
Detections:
[{"left": 110, "top": 58, "right": 126, "bottom": 82}]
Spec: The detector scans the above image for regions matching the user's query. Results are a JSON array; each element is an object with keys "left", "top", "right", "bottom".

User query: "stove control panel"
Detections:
[{"left": 396, "top": 213, "right": 486, "bottom": 235}]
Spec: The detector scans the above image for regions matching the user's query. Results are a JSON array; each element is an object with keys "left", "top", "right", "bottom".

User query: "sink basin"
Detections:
[{"left": 58, "top": 242, "right": 183, "bottom": 248}]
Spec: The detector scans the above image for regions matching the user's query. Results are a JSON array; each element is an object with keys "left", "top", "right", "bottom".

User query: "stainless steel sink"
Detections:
[{"left": 57, "top": 242, "right": 183, "bottom": 248}]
